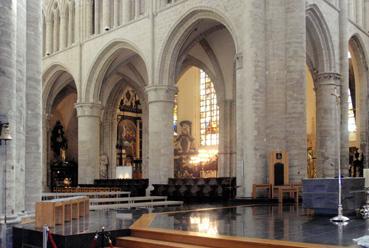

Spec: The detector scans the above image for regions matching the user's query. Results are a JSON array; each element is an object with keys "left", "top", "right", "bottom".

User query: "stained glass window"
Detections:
[
  {"left": 173, "top": 94, "right": 178, "bottom": 133},
  {"left": 200, "top": 70, "right": 219, "bottom": 146},
  {"left": 348, "top": 89, "right": 356, "bottom": 133}
]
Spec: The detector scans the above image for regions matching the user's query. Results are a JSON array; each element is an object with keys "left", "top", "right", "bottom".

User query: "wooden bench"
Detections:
[
  {"left": 35, "top": 196, "right": 89, "bottom": 228},
  {"left": 277, "top": 185, "right": 299, "bottom": 204},
  {"left": 252, "top": 184, "right": 272, "bottom": 199}
]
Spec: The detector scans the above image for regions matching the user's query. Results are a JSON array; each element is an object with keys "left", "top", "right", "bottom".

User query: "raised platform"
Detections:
[{"left": 13, "top": 202, "right": 369, "bottom": 247}]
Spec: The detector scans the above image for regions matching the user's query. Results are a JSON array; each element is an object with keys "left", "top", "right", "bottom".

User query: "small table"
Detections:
[
  {"left": 277, "top": 185, "right": 299, "bottom": 204},
  {"left": 252, "top": 184, "right": 272, "bottom": 199}
]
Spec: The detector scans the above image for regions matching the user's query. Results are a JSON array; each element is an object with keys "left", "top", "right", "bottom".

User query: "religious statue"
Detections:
[
  {"left": 99, "top": 154, "right": 109, "bottom": 179},
  {"left": 51, "top": 120, "right": 68, "bottom": 161}
]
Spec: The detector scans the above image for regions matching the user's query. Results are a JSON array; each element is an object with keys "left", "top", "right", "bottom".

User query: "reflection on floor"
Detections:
[
  {"left": 12, "top": 203, "right": 368, "bottom": 247},
  {"left": 149, "top": 204, "right": 363, "bottom": 247}
]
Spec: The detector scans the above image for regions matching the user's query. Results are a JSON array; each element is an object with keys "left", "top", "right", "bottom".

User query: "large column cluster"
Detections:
[
  {"left": 315, "top": 73, "right": 342, "bottom": 177},
  {"left": 0, "top": 0, "right": 42, "bottom": 221},
  {"left": 76, "top": 103, "right": 102, "bottom": 184},
  {"left": 146, "top": 86, "right": 177, "bottom": 184}
]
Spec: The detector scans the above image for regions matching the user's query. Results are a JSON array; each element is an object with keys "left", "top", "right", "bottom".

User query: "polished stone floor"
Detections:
[{"left": 150, "top": 204, "right": 368, "bottom": 247}]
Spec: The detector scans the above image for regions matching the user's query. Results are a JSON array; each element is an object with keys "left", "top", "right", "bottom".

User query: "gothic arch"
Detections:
[
  {"left": 43, "top": 64, "right": 77, "bottom": 115},
  {"left": 84, "top": 40, "right": 149, "bottom": 103},
  {"left": 157, "top": 7, "right": 239, "bottom": 87},
  {"left": 306, "top": 4, "right": 336, "bottom": 74},
  {"left": 349, "top": 34, "right": 369, "bottom": 166}
]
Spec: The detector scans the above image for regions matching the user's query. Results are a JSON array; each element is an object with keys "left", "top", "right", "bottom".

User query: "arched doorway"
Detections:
[
  {"left": 43, "top": 67, "right": 78, "bottom": 190},
  {"left": 86, "top": 42, "right": 148, "bottom": 181},
  {"left": 306, "top": 66, "right": 317, "bottom": 178},
  {"left": 348, "top": 35, "right": 369, "bottom": 176},
  {"left": 159, "top": 13, "right": 237, "bottom": 182},
  {"left": 174, "top": 66, "right": 219, "bottom": 178}
]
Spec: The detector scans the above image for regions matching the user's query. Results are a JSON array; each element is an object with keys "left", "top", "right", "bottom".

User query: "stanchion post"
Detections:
[{"left": 43, "top": 225, "right": 48, "bottom": 248}]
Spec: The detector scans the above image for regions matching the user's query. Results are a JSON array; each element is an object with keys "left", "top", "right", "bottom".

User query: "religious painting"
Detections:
[{"left": 117, "top": 119, "right": 137, "bottom": 161}]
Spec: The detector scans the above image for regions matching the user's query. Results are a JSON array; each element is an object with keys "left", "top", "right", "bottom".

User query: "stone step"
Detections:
[
  {"left": 90, "top": 200, "right": 183, "bottom": 210},
  {"left": 90, "top": 196, "right": 167, "bottom": 204},
  {"left": 116, "top": 236, "right": 209, "bottom": 248}
]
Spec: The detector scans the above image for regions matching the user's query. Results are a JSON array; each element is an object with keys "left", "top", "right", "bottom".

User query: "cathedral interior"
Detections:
[{"left": 1, "top": 0, "right": 369, "bottom": 247}]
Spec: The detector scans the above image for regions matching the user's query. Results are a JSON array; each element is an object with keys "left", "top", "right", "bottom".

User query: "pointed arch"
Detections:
[
  {"left": 306, "top": 4, "right": 336, "bottom": 74},
  {"left": 84, "top": 40, "right": 149, "bottom": 103}
]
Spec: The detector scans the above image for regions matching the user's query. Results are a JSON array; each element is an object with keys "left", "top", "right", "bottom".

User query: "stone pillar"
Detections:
[
  {"left": 146, "top": 86, "right": 176, "bottom": 185},
  {"left": 339, "top": 0, "right": 349, "bottom": 174},
  {"left": 94, "top": 0, "right": 100, "bottom": 34},
  {"left": 315, "top": 73, "right": 341, "bottom": 178},
  {"left": 25, "top": 0, "right": 42, "bottom": 213},
  {"left": 76, "top": 103, "right": 102, "bottom": 184},
  {"left": 122, "top": 0, "right": 131, "bottom": 24},
  {"left": 53, "top": 13, "right": 59, "bottom": 52},
  {"left": 365, "top": 0, "right": 369, "bottom": 31},
  {"left": 86, "top": 0, "right": 93, "bottom": 36},
  {"left": 68, "top": 5, "right": 73, "bottom": 46},
  {"left": 45, "top": 19, "right": 53, "bottom": 55},
  {"left": 0, "top": 0, "right": 18, "bottom": 222},
  {"left": 113, "top": 0, "right": 119, "bottom": 27},
  {"left": 15, "top": 0, "right": 27, "bottom": 216},
  {"left": 218, "top": 99, "right": 235, "bottom": 178},
  {"left": 134, "top": 0, "right": 140, "bottom": 18},
  {"left": 102, "top": 0, "right": 110, "bottom": 31},
  {"left": 59, "top": 10, "right": 67, "bottom": 49}
]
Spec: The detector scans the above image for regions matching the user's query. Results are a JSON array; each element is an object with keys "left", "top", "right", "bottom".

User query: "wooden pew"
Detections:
[{"left": 35, "top": 196, "right": 89, "bottom": 228}]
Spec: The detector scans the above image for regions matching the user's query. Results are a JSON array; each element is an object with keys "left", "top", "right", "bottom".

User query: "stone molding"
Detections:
[
  {"left": 145, "top": 85, "right": 178, "bottom": 104},
  {"left": 314, "top": 72, "right": 342, "bottom": 86},
  {"left": 75, "top": 102, "right": 103, "bottom": 118},
  {"left": 315, "top": 72, "right": 342, "bottom": 82}
]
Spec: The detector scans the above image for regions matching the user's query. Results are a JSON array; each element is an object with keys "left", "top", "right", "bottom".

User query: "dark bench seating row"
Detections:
[
  {"left": 151, "top": 177, "right": 236, "bottom": 201},
  {"left": 77, "top": 179, "right": 149, "bottom": 197}
]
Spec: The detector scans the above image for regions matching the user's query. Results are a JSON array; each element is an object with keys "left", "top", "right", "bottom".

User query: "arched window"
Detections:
[{"left": 200, "top": 70, "right": 219, "bottom": 147}]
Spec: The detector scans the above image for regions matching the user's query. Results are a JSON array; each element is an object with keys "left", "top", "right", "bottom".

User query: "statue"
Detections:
[
  {"left": 99, "top": 154, "right": 109, "bottom": 179},
  {"left": 51, "top": 120, "right": 68, "bottom": 161}
]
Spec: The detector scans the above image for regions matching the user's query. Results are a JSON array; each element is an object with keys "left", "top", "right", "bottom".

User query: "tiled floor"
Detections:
[{"left": 150, "top": 204, "right": 366, "bottom": 247}]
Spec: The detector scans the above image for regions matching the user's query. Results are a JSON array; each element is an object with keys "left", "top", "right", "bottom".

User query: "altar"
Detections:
[{"left": 302, "top": 177, "right": 365, "bottom": 215}]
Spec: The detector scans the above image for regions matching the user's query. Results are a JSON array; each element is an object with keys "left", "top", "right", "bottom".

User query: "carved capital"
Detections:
[
  {"left": 314, "top": 72, "right": 342, "bottom": 84},
  {"left": 75, "top": 102, "right": 103, "bottom": 118},
  {"left": 145, "top": 85, "right": 177, "bottom": 104}
]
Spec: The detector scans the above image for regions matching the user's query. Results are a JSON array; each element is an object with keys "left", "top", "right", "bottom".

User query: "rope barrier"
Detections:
[
  {"left": 47, "top": 228, "right": 58, "bottom": 248},
  {"left": 89, "top": 233, "right": 98, "bottom": 248}
]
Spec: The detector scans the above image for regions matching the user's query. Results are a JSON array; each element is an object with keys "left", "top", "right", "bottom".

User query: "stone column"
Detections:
[
  {"left": 86, "top": 0, "right": 93, "bottom": 36},
  {"left": 339, "top": 0, "right": 349, "bottom": 174},
  {"left": 76, "top": 103, "right": 102, "bottom": 184},
  {"left": 102, "top": 0, "right": 110, "bottom": 31},
  {"left": 25, "top": 0, "right": 42, "bottom": 213},
  {"left": 218, "top": 99, "right": 235, "bottom": 178},
  {"left": 59, "top": 10, "right": 67, "bottom": 49},
  {"left": 113, "top": 0, "right": 119, "bottom": 27},
  {"left": 94, "top": 0, "right": 100, "bottom": 34},
  {"left": 68, "top": 5, "right": 73, "bottom": 46},
  {"left": 45, "top": 19, "right": 53, "bottom": 55},
  {"left": 0, "top": 0, "right": 17, "bottom": 222},
  {"left": 53, "top": 13, "right": 59, "bottom": 52},
  {"left": 315, "top": 73, "right": 341, "bottom": 178},
  {"left": 15, "top": 0, "right": 27, "bottom": 216},
  {"left": 146, "top": 86, "right": 176, "bottom": 185},
  {"left": 122, "top": 0, "right": 131, "bottom": 24},
  {"left": 365, "top": 0, "right": 369, "bottom": 31},
  {"left": 134, "top": 0, "right": 140, "bottom": 18}
]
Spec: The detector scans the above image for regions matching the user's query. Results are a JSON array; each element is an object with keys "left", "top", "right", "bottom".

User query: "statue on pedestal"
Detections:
[
  {"left": 100, "top": 154, "right": 109, "bottom": 179},
  {"left": 51, "top": 120, "right": 68, "bottom": 162}
]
